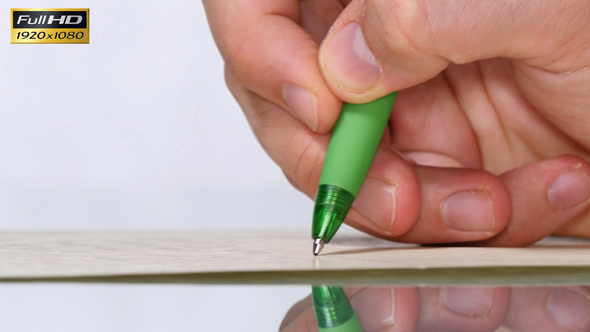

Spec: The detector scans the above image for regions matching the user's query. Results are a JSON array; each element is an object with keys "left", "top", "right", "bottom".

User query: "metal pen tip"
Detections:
[{"left": 313, "top": 238, "right": 325, "bottom": 256}]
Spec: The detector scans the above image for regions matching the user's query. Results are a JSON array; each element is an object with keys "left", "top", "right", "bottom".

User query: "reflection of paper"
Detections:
[{"left": 1, "top": 230, "right": 590, "bottom": 285}]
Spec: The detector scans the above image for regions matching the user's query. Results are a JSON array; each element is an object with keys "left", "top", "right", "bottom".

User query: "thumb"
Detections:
[{"left": 319, "top": 0, "right": 590, "bottom": 102}]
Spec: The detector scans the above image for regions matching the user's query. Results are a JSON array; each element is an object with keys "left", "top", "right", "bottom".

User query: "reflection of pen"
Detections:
[
  {"left": 312, "top": 93, "right": 397, "bottom": 255},
  {"left": 312, "top": 285, "right": 363, "bottom": 332}
]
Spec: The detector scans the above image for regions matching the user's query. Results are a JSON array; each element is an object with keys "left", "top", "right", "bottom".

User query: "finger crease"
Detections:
[{"left": 476, "top": 62, "right": 517, "bottom": 164}]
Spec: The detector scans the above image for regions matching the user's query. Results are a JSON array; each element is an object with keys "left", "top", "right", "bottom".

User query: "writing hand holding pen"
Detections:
[
  {"left": 280, "top": 286, "right": 590, "bottom": 332},
  {"left": 203, "top": 0, "right": 590, "bottom": 246}
]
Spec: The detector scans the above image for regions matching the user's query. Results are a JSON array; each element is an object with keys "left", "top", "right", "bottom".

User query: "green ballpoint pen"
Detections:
[
  {"left": 312, "top": 285, "right": 363, "bottom": 332},
  {"left": 312, "top": 92, "right": 397, "bottom": 255}
]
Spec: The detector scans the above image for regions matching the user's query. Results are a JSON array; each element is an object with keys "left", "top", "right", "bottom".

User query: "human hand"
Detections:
[
  {"left": 279, "top": 286, "right": 590, "bottom": 332},
  {"left": 203, "top": 0, "right": 590, "bottom": 245}
]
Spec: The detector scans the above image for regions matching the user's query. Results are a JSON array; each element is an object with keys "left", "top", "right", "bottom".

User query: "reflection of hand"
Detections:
[
  {"left": 203, "top": 0, "right": 590, "bottom": 245},
  {"left": 280, "top": 287, "right": 590, "bottom": 332}
]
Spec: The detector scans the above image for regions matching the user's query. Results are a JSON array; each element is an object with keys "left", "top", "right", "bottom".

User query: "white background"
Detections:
[{"left": 1, "top": 1, "right": 312, "bottom": 331}]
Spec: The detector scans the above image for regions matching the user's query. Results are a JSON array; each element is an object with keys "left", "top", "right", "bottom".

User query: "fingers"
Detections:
[
  {"left": 480, "top": 155, "right": 590, "bottom": 246},
  {"left": 280, "top": 287, "right": 420, "bottom": 332},
  {"left": 231, "top": 70, "right": 516, "bottom": 243},
  {"left": 503, "top": 287, "right": 590, "bottom": 332},
  {"left": 280, "top": 295, "right": 314, "bottom": 330},
  {"left": 349, "top": 287, "right": 419, "bottom": 332},
  {"left": 416, "top": 287, "right": 510, "bottom": 332},
  {"left": 203, "top": 0, "right": 342, "bottom": 132},
  {"left": 388, "top": 73, "right": 481, "bottom": 170},
  {"left": 367, "top": 165, "right": 511, "bottom": 243},
  {"left": 318, "top": 0, "right": 590, "bottom": 102},
  {"left": 225, "top": 71, "right": 329, "bottom": 196},
  {"left": 554, "top": 210, "right": 590, "bottom": 238},
  {"left": 280, "top": 294, "right": 318, "bottom": 332},
  {"left": 230, "top": 59, "right": 590, "bottom": 246},
  {"left": 358, "top": 153, "right": 590, "bottom": 246},
  {"left": 227, "top": 71, "right": 422, "bottom": 238},
  {"left": 345, "top": 154, "right": 512, "bottom": 243},
  {"left": 230, "top": 71, "right": 514, "bottom": 243},
  {"left": 280, "top": 287, "right": 510, "bottom": 332}
]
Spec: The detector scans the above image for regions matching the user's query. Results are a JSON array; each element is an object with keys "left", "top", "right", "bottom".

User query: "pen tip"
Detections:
[{"left": 313, "top": 238, "right": 325, "bottom": 256}]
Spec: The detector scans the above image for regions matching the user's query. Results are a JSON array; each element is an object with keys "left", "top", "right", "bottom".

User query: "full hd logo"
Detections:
[{"left": 11, "top": 9, "right": 89, "bottom": 44}]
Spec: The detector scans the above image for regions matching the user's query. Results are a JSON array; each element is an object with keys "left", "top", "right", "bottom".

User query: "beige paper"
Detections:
[{"left": 1, "top": 230, "right": 590, "bottom": 285}]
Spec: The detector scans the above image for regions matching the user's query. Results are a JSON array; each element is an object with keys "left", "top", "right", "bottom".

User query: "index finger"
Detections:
[{"left": 202, "top": 0, "right": 342, "bottom": 133}]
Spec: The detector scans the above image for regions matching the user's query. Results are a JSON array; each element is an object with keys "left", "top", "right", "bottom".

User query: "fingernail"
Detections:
[
  {"left": 440, "top": 287, "right": 494, "bottom": 318},
  {"left": 352, "top": 178, "right": 396, "bottom": 233},
  {"left": 442, "top": 190, "right": 494, "bottom": 231},
  {"left": 547, "top": 288, "right": 590, "bottom": 330},
  {"left": 322, "top": 22, "right": 381, "bottom": 92},
  {"left": 548, "top": 171, "right": 590, "bottom": 210},
  {"left": 350, "top": 288, "right": 395, "bottom": 332},
  {"left": 281, "top": 84, "right": 318, "bottom": 131}
]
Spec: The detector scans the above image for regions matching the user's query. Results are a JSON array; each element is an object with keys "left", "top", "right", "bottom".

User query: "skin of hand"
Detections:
[
  {"left": 279, "top": 286, "right": 590, "bottom": 332},
  {"left": 202, "top": 0, "right": 590, "bottom": 245}
]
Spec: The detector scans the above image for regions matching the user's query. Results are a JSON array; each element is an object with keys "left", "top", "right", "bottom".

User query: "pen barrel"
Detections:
[
  {"left": 319, "top": 93, "right": 397, "bottom": 196},
  {"left": 313, "top": 93, "right": 397, "bottom": 243},
  {"left": 317, "top": 315, "right": 363, "bottom": 332}
]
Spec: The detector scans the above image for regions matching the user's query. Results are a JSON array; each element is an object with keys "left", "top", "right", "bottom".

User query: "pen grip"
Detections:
[
  {"left": 319, "top": 93, "right": 397, "bottom": 197},
  {"left": 318, "top": 314, "right": 363, "bottom": 332}
]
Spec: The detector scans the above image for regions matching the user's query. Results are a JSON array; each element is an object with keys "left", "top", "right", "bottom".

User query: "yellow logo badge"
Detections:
[{"left": 11, "top": 8, "right": 89, "bottom": 44}]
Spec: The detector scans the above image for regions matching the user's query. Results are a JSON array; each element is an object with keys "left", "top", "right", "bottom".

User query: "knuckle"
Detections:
[
  {"left": 365, "top": 0, "right": 434, "bottom": 58},
  {"left": 224, "top": 38, "right": 250, "bottom": 84},
  {"left": 284, "top": 134, "right": 323, "bottom": 195},
  {"left": 223, "top": 66, "right": 240, "bottom": 96}
]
